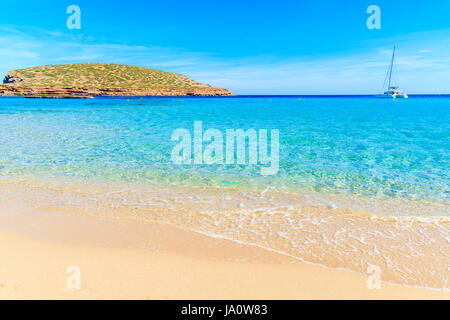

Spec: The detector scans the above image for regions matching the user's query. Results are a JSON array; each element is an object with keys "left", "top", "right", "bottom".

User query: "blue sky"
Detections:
[{"left": 0, "top": 0, "right": 449, "bottom": 94}]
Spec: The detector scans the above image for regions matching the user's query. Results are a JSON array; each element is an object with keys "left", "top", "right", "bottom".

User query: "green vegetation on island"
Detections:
[
  {"left": 0, "top": 63, "right": 231, "bottom": 97},
  {"left": 3, "top": 63, "right": 214, "bottom": 89}
]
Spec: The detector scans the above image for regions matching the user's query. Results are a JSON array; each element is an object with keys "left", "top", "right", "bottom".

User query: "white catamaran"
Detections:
[{"left": 376, "top": 46, "right": 408, "bottom": 99}]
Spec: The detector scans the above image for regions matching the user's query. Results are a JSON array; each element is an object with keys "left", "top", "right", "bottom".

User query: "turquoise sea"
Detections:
[
  {"left": 0, "top": 96, "right": 448, "bottom": 209},
  {"left": 1, "top": 95, "right": 449, "bottom": 289}
]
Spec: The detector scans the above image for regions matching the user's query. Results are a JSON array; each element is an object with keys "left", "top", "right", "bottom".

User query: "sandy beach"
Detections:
[
  {"left": 1, "top": 0, "right": 449, "bottom": 304},
  {"left": 0, "top": 192, "right": 448, "bottom": 300}
]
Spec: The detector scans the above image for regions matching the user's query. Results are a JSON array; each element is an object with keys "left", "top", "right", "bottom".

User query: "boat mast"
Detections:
[{"left": 388, "top": 46, "right": 396, "bottom": 89}]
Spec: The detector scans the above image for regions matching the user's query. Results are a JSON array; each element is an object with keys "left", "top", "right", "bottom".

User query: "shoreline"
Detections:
[
  {"left": 1, "top": 203, "right": 449, "bottom": 299},
  {"left": 0, "top": 85, "right": 233, "bottom": 97},
  {"left": 0, "top": 179, "right": 448, "bottom": 296},
  {"left": 1, "top": 94, "right": 450, "bottom": 99}
]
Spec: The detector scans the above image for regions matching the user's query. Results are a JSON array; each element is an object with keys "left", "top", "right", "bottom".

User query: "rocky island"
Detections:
[{"left": 0, "top": 63, "right": 232, "bottom": 98}]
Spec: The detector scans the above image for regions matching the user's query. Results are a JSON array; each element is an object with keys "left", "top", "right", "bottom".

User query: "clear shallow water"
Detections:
[
  {"left": 0, "top": 96, "right": 448, "bottom": 208},
  {"left": 0, "top": 96, "right": 449, "bottom": 289}
]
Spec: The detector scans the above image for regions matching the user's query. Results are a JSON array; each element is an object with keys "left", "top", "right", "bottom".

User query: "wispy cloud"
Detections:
[{"left": 1, "top": 26, "right": 449, "bottom": 94}]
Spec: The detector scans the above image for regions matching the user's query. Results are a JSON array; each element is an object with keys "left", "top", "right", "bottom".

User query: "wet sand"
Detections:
[
  {"left": 1, "top": 179, "right": 449, "bottom": 290},
  {"left": 0, "top": 198, "right": 449, "bottom": 299}
]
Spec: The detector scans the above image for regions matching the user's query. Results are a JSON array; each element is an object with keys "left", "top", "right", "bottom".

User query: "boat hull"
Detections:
[{"left": 375, "top": 93, "right": 408, "bottom": 99}]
